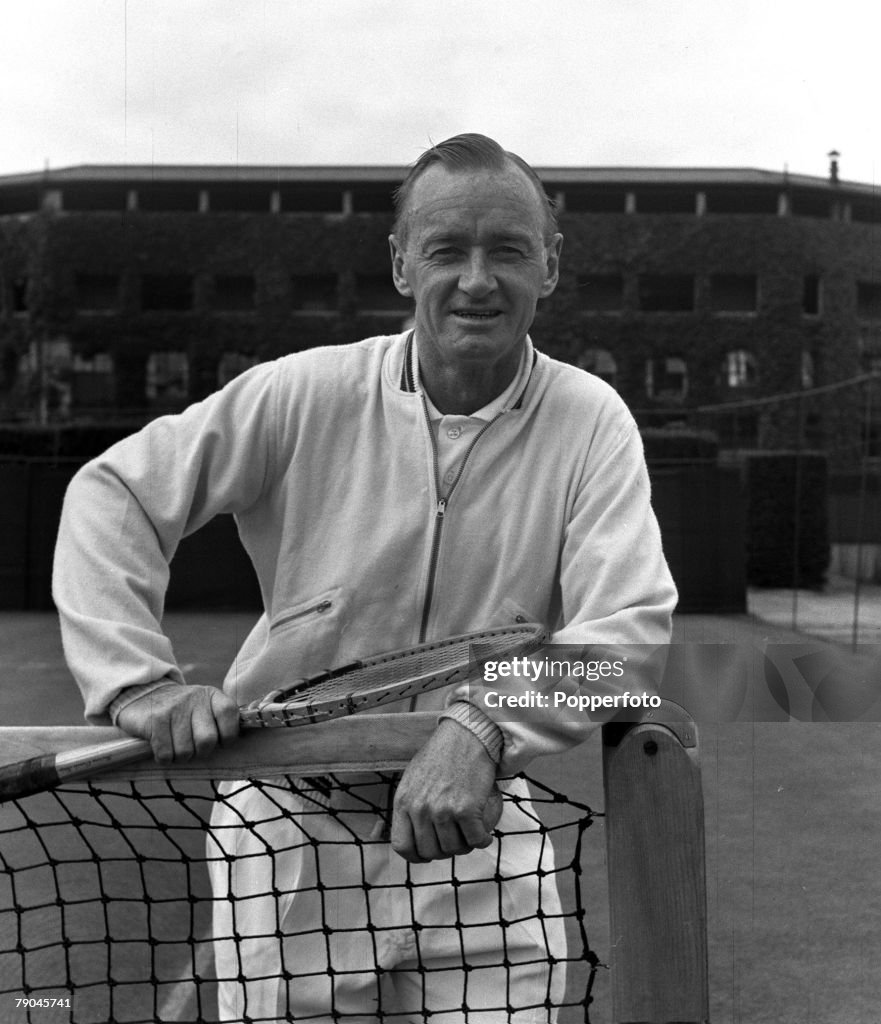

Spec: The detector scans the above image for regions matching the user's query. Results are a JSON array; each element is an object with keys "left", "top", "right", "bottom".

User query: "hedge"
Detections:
[{"left": 745, "top": 452, "right": 829, "bottom": 587}]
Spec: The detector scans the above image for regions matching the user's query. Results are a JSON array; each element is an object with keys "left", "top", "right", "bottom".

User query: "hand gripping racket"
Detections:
[{"left": 0, "top": 623, "right": 545, "bottom": 802}]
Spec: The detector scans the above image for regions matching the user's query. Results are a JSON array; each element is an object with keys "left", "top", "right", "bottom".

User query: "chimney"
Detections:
[{"left": 828, "top": 150, "right": 840, "bottom": 184}]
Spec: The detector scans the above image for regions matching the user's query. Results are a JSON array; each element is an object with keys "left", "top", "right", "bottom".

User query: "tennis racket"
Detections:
[{"left": 0, "top": 622, "right": 545, "bottom": 802}]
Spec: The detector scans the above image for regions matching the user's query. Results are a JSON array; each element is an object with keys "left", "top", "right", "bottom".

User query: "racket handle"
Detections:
[{"left": 0, "top": 737, "right": 153, "bottom": 803}]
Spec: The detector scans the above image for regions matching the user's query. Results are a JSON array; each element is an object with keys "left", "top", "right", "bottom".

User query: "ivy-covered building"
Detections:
[{"left": 0, "top": 159, "right": 878, "bottom": 461}]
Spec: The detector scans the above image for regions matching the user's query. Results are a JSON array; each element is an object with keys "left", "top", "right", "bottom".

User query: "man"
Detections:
[{"left": 53, "top": 134, "right": 676, "bottom": 1022}]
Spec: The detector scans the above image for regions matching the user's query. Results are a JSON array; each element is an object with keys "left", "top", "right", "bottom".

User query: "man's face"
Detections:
[{"left": 389, "top": 162, "right": 562, "bottom": 377}]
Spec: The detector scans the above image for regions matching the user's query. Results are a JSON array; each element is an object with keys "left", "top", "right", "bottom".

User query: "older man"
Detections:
[{"left": 54, "top": 133, "right": 676, "bottom": 1021}]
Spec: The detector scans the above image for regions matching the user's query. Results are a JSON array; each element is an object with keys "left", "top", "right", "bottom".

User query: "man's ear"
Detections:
[
  {"left": 389, "top": 235, "right": 414, "bottom": 298},
  {"left": 539, "top": 233, "right": 564, "bottom": 298}
]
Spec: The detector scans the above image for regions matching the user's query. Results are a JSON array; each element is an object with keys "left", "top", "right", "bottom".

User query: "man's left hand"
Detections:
[{"left": 391, "top": 718, "right": 502, "bottom": 862}]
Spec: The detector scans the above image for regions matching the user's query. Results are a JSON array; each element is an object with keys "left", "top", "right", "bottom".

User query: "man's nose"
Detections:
[{"left": 459, "top": 251, "right": 495, "bottom": 295}]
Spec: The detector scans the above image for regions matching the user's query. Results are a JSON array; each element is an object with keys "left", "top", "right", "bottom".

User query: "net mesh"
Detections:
[{"left": 0, "top": 772, "right": 599, "bottom": 1024}]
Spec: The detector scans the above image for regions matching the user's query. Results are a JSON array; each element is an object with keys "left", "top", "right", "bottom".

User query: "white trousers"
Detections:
[{"left": 207, "top": 775, "right": 567, "bottom": 1023}]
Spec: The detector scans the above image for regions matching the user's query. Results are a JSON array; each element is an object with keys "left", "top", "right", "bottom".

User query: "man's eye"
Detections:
[
  {"left": 430, "top": 248, "right": 459, "bottom": 260},
  {"left": 495, "top": 246, "right": 526, "bottom": 258}
]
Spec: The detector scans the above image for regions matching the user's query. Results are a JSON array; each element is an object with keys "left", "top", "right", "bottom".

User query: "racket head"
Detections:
[{"left": 239, "top": 622, "right": 546, "bottom": 728}]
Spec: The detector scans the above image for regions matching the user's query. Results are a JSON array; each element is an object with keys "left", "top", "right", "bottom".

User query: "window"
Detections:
[
  {"left": 63, "top": 185, "right": 128, "bottom": 212},
  {"left": 214, "top": 275, "right": 255, "bottom": 312},
  {"left": 710, "top": 275, "right": 757, "bottom": 314},
  {"left": 645, "top": 357, "right": 688, "bottom": 401},
  {"left": 704, "top": 188, "right": 778, "bottom": 215},
  {"left": 138, "top": 185, "right": 200, "bottom": 212},
  {"left": 634, "top": 189, "right": 695, "bottom": 214},
  {"left": 209, "top": 185, "right": 273, "bottom": 213},
  {"left": 852, "top": 199, "right": 881, "bottom": 225},
  {"left": 722, "top": 350, "right": 758, "bottom": 388},
  {"left": 217, "top": 352, "right": 259, "bottom": 387},
  {"left": 72, "top": 353, "right": 115, "bottom": 406},
  {"left": 638, "top": 275, "right": 694, "bottom": 312},
  {"left": 801, "top": 351, "right": 815, "bottom": 389},
  {"left": 561, "top": 189, "right": 627, "bottom": 213},
  {"left": 142, "top": 275, "right": 193, "bottom": 312},
  {"left": 790, "top": 193, "right": 831, "bottom": 219},
  {"left": 146, "top": 352, "right": 189, "bottom": 403},
  {"left": 76, "top": 273, "right": 119, "bottom": 313},
  {"left": 291, "top": 274, "right": 338, "bottom": 312},
  {"left": 802, "top": 276, "right": 821, "bottom": 316},
  {"left": 280, "top": 188, "right": 344, "bottom": 213},
  {"left": 352, "top": 188, "right": 396, "bottom": 213},
  {"left": 857, "top": 282, "right": 881, "bottom": 321},
  {"left": 11, "top": 277, "right": 28, "bottom": 315},
  {"left": 576, "top": 275, "right": 623, "bottom": 313},
  {"left": 577, "top": 348, "right": 617, "bottom": 387},
  {"left": 355, "top": 274, "right": 411, "bottom": 313}
]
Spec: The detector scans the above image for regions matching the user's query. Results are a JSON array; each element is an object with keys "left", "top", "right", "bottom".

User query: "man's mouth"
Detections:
[{"left": 453, "top": 310, "right": 502, "bottom": 320}]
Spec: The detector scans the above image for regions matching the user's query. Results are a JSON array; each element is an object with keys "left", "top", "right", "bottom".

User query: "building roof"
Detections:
[{"left": 0, "top": 163, "right": 876, "bottom": 197}]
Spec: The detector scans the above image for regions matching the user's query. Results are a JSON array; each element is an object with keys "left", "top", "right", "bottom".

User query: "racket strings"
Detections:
[{"left": 244, "top": 624, "right": 545, "bottom": 726}]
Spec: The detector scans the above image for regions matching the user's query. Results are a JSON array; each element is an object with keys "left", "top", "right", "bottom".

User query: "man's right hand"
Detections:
[{"left": 115, "top": 683, "right": 239, "bottom": 763}]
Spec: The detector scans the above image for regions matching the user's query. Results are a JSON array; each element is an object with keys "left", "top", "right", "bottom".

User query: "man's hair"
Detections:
[{"left": 392, "top": 133, "right": 558, "bottom": 242}]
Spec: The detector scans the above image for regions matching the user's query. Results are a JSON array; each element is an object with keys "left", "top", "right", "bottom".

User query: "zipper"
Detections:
[
  {"left": 417, "top": 402, "right": 504, "bottom": 642},
  {"left": 271, "top": 599, "right": 333, "bottom": 632}
]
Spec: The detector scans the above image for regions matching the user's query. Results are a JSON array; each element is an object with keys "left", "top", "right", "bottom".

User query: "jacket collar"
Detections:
[{"left": 397, "top": 331, "right": 537, "bottom": 411}]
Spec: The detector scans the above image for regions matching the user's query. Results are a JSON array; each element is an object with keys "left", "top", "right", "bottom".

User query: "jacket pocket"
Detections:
[
  {"left": 269, "top": 587, "right": 340, "bottom": 634},
  {"left": 231, "top": 587, "right": 344, "bottom": 703}
]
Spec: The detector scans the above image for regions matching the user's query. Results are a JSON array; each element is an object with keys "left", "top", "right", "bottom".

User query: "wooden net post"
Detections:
[{"left": 602, "top": 699, "right": 708, "bottom": 1023}]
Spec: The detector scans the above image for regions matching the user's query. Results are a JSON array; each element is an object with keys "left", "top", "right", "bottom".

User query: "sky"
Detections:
[{"left": 1, "top": 0, "right": 878, "bottom": 184}]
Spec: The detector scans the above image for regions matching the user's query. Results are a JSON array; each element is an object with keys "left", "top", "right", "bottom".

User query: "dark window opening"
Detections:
[
  {"left": 561, "top": 189, "right": 628, "bottom": 214},
  {"left": 710, "top": 274, "right": 757, "bottom": 313},
  {"left": 63, "top": 185, "right": 129, "bottom": 212},
  {"left": 790, "top": 193, "right": 832, "bottom": 219},
  {"left": 280, "top": 188, "right": 344, "bottom": 213},
  {"left": 214, "top": 275, "right": 256, "bottom": 312},
  {"left": 576, "top": 274, "right": 624, "bottom": 312},
  {"left": 635, "top": 189, "right": 695, "bottom": 214},
  {"left": 852, "top": 199, "right": 881, "bottom": 225},
  {"left": 11, "top": 277, "right": 29, "bottom": 314},
  {"left": 645, "top": 356, "right": 688, "bottom": 401},
  {"left": 291, "top": 274, "right": 338, "bottom": 312},
  {"left": 857, "top": 282, "right": 881, "bottom": 321},
  {"left": 802, "top": 276, "right": 821, "bottom": 316},
  {"left": 352, "top": 187, "right": 397, "bottom": 213},
  {"left": 209, "top": 185, "right": 273, "bottom": 213},
  {"left": 0, "top": 186, "right": 40, "bottom": 214},
  {"left": 705, "top": 188, "right": 778, "bottom": 215},
  {"left": 638, "top": 274, "right": 695, "bottom": 312},
  {"left": 142, "top": 274, "right": 193, "bottom": 311},
  {"left": 138, "top": 185, "right": 201, "bottom": 212}
]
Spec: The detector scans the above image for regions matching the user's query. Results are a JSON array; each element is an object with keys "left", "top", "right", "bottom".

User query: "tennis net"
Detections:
[{"left": 0, "top": 718, "right": 600, "bottom": 1024}]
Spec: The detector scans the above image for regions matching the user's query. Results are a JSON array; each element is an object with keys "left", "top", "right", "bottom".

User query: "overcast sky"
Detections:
[{"left": 2, "top": 0, "right": 877, "bottom": 184}]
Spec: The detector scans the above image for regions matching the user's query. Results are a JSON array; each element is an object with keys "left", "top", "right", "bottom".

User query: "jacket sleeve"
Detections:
[
  {"left": 52, "top": 361, "right": 280, "bottom": 723},
  {"left": 449, "top": 411, "right": 677, "bottom": 775}
]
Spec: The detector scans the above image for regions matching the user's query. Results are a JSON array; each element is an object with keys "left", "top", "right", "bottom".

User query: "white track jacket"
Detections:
[{"left": 53, "top": 333, "right": 677, "bottom": 773}]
